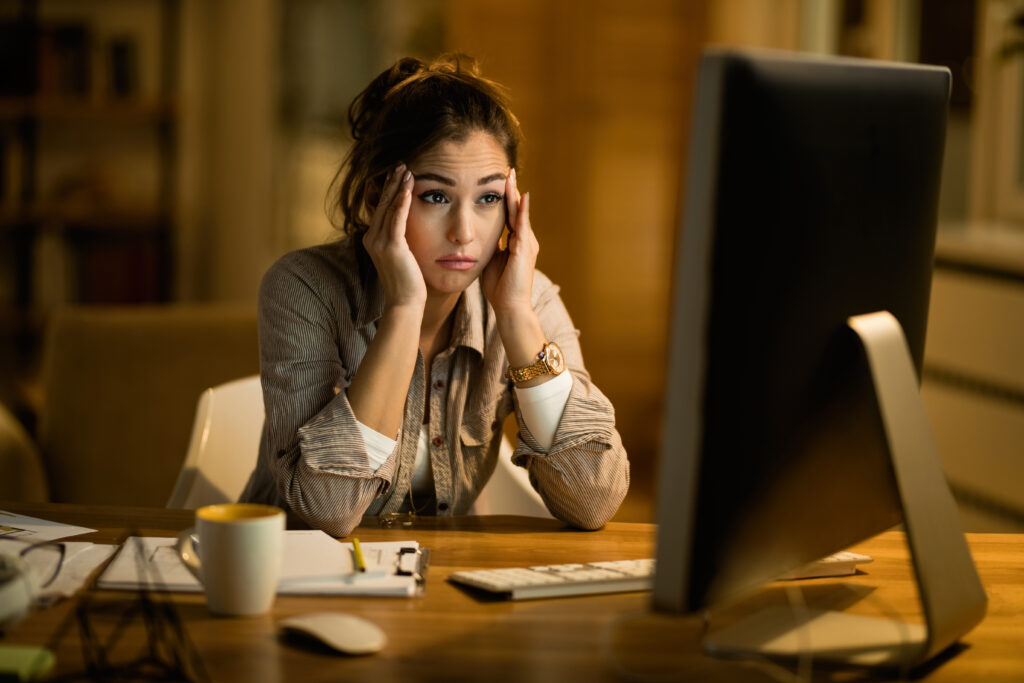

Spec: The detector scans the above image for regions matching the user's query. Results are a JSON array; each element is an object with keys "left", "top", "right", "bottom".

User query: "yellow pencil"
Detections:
[{"left": 351, "top": 537, "right": 367, "bottom": 573}]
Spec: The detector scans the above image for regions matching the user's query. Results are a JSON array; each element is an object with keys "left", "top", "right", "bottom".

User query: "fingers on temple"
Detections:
[
  {"left": 379, "top": 164, "right": 407, "bottom": 214},
  {"left": 515, "top": 192, "right": 533, "bottom": 242},
  {"left": 371, "top": 165, "right": 405, "bottom": 232},
  {"left": 506, "top": 168, "right": 520, "bottom": 230},
  {"left": 389, "top": 173, "right": 413, "bottom": 239}
]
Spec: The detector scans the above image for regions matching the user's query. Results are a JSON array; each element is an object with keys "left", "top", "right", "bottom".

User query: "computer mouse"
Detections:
[{"left": 278, "top": 612, "right": 387, "bottom": 655}]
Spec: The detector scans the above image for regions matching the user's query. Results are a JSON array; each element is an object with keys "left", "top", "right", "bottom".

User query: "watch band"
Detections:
[{"left": 504, "top": 342, "right": 565, "bottom": 384}]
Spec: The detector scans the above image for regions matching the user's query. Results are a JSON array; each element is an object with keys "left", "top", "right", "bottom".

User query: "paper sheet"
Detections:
[
  {"left": 0, "top": 510, "right": 95, "bottom": 542},
  {"left": 97, "top": 530, "right": 422, "bottom": 597}
]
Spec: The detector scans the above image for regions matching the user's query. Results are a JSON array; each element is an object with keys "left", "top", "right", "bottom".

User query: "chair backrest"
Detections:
[
  {"left": 167, "top": 371, "right": 552, "bottom": 518},
  {"left": 39, "top": 305, "right": 258, "bottom": 505},
  {"left": 167, "top": 375, "right": 264, "bottom": 509},
  {"left": 471, "top": 437, "right": 554, "bottom": 518}
]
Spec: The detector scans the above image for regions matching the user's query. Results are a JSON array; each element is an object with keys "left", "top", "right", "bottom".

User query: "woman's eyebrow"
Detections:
[
  {"left": 412, "top": 172, "right": 455, "bottom": 186},
  {"left": 412, "top": 172, "right": 506, "bottom": 186}
]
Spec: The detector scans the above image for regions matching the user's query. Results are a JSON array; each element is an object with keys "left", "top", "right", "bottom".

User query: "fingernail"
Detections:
[
  {"left": 403, "top": 169, "right": 412, "bottom": 182},
  {"left": 510, "top": 168, "right": 517, "bottom": 182}
]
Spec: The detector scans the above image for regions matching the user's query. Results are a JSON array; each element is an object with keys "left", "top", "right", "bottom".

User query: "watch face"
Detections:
[{"left": 544, "top": 342, "right": 565, "bottom": 373}]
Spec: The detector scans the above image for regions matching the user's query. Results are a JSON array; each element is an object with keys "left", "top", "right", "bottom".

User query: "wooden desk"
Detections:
[{"left": 1, "top": 502, "right": 1021, "bottom": 682}]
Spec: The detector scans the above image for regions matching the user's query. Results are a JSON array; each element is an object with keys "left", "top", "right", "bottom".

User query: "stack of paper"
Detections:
[{"left": 97, "top": 530, "right": 423, "bottom": 597}]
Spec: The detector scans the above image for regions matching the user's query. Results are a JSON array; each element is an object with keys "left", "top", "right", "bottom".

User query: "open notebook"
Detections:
[{"left": 97, "top": 530, "right": 426, "bottom": 597}]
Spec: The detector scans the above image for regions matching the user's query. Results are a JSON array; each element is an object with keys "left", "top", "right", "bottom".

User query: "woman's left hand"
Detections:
[{"left": 481, "top": 168, "right": 537, "bottom": 315}]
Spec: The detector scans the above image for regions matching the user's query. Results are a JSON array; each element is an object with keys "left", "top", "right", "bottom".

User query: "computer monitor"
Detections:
[{"left": 653, "top": 49, "right": 986, "bottom": 669}]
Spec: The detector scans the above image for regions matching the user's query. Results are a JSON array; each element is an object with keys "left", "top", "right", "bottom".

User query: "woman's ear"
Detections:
[{"left": 364, "top": 179, "right": 381, "bottom": 212}]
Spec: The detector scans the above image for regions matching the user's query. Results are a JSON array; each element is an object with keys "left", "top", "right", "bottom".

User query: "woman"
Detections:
[{"left": 240, "top": 55, "right": 629, "bottom": 537}]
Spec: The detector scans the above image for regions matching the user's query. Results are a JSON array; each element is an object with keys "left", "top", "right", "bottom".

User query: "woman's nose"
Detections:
[{"left": 448, "top": 205, "right": 474, "bottom": 244}]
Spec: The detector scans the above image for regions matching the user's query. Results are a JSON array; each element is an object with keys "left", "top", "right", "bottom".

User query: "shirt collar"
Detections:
[{"left": 449, "top": 279, "right": 486, "bottom": 357}]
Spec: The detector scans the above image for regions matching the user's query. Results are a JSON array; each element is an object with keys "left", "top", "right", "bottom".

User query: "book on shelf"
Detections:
[
  {"left": 1, "top": 19, "right": 145, "bottom": 105},
  {"left": 0, "top": 20, "right": 34, "bottom": 97},
  {"left": 0, "top": 135, "right": 23, "bottom": 209},
  {"left": 0, "top": 136, "right": 6, "bottom": 207},
  {"left": 107, "top": 37, "right": 139, "bottom": 98},
  {"left": 37, "top": 22, "right": 92, "bottom": 98}
]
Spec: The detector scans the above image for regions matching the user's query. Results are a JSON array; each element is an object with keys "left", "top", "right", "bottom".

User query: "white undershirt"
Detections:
[{"left": 357, "top": 371, "right": 573, "bottom": 493}]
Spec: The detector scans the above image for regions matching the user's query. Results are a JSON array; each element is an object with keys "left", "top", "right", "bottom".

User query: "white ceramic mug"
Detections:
[{"left": 175, "top": 503, "right": 284, "bottom": 616}]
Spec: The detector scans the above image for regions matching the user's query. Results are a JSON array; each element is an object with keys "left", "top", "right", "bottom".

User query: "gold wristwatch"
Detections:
[{"left": 504, "top": 342, "right": 565, "bottom": 384}]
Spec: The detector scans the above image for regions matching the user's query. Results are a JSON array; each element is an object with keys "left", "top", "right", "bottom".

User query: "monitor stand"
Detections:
[{"left": 703, "top": 311, "right": 987, "bottom": 669}]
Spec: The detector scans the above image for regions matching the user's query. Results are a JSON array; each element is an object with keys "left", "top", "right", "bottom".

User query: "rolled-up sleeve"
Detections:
[
  {"left": 249, "top": 255, "right": 396, "bottom": 537},
  {"left": 509, "top": 279, "right": 630, "bottom": 530}
]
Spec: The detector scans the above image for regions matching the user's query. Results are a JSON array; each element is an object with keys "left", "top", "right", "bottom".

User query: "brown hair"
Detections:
[{"left": 329, "top": 54, "right": 521, "bottom": 235}]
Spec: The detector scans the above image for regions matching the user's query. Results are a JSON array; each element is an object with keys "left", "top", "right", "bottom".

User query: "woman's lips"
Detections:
[{"left": 436, "top": 256, "right": 477, "bottom": 271}]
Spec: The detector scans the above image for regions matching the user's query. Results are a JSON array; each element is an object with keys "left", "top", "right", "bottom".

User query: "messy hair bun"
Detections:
[{"left": 330, "top": 54, "right": 521, "bottom": 235}]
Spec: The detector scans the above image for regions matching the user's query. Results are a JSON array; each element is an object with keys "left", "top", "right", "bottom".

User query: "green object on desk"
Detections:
[{"left": 0, "top": 645, "right": 54, "bottom": 682}]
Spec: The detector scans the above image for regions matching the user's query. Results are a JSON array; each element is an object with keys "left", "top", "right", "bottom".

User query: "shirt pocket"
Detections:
[
  {"left": 459, "top": 405, "right": 499, "bottom": 449},
  {"left": 459, "top": 380, "right": 512, "bottom": 452}
]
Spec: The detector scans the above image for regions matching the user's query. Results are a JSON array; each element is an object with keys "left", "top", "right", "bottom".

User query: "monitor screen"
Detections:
[{"left": 653, "top": 49, "right": 951, "bottom": 615}]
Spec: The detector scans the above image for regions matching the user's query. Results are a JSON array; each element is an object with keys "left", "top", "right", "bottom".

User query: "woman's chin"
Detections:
[{"left": 425, "top": 270, "right": 480, "bottom": 298}]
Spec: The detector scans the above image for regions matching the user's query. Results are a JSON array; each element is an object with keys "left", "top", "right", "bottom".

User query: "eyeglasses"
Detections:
[
  {"left": 23, "top": 541, "right": 66, "bottom": 590},
  {"left": 0, "top": 539, "right": 65, "bottom": 633},
  {"left": 378, "top": 488, "right": 433, "bottom": 528},
  {"left": 378, "top": 511, "right": 417, "bottom": 528},
  {"left": 0, "top": 538, "right": 66, "bottom": 591}
]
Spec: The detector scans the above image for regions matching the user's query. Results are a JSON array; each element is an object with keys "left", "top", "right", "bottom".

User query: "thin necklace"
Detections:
[
  {"left": 380, "top": 481, "right": 431, "bottom": 528},
  {"left": 406, "top": 484, "right": 432, "bottom": 516}
]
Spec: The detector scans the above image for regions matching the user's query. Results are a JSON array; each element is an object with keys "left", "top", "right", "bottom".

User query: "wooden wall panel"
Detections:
[
  {"left": 443, "top": 0, "right": 709, "bottom": 520},
  {"left": 707, "top": 0, "right": 801, "bottom": 49}
]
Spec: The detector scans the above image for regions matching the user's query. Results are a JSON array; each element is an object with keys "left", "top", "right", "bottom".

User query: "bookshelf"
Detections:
[{"left": 0, "top": 0, "right": 179, "bottom": 423}]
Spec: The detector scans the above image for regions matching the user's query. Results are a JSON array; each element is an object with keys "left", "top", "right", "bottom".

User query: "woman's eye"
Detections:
[
  {"left": 479, "top": 193, "right": 504, "bottom": 205},
  {"left": 419, "top": 190, "right": 448, "bottom": 205}
]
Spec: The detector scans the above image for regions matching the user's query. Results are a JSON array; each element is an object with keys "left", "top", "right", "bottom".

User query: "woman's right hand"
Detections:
[{"left": 362, "top": 163, "right": 426, "bottom": 309}]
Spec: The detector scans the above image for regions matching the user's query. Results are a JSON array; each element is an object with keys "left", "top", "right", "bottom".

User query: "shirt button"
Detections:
[
  {"left": 433, "top": 379, "right": 445, "bottom": 390},
  {"left": 438, "top": 502, "right": 449, "bottom": 512},
  {"left": 432, "top": 436, "right": 444, "bottom": 448}
]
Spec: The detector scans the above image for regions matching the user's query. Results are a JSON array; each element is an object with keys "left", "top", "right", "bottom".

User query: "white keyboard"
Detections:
[
  {"left": 448, "top": 551, "right": 874, "bottom": 601},
  {"left": 448, "top": 559, "right": 655, "bottom": 600}
]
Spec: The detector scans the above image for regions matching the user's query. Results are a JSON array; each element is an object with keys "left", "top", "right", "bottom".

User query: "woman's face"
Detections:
[{"left": 406, "top": 130, "right": 509, "bottom": 299}]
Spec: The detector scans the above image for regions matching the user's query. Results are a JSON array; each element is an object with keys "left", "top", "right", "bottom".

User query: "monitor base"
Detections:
[{"left": 705, "top": 605, "right": 926, "bottom": 668}]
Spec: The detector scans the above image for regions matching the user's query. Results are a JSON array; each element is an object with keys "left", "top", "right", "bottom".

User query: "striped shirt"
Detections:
[{"left": 239, "top": 237, "right": 630, "bottom": 537}]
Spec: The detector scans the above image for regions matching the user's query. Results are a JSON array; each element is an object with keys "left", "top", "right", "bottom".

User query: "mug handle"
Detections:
[{"left": 175, "top": 528, "right": 202, "bottom": 582}]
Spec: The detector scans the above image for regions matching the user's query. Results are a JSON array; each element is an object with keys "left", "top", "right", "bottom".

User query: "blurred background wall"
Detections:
[{"left": 3, "top": 0, "right": 1023, "bottom": 525}]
